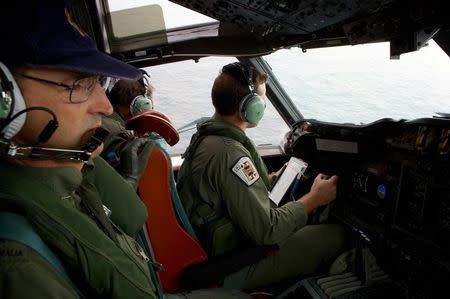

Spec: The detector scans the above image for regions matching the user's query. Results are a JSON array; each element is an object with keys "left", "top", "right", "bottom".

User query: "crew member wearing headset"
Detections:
[
  {"left": 100, "top": 76, "right": 156, "bottom": 187},
  {"left": 100, "top": 76, "right": 178, "bottom": 188},
  {"left": 102, "top": 74, "right": 155, "bottom": 154},
  {"left": 177, "top": 62, "right": 347, "bottom": 290},
  {"left": 0, "top": 2, "right": 250, "bottom": 298}
]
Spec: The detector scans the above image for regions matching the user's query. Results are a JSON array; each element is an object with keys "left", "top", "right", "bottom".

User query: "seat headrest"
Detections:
[{"left": 126, "top": 110, "right": 180, "bottom": 146}]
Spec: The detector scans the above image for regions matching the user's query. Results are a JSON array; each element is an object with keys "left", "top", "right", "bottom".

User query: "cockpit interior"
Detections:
[
  {"left": 268, "top": 116, "right": 450, "bottom": 298},
  {"left": 22, "top": 1, "right": 450, "bottom": 298}
]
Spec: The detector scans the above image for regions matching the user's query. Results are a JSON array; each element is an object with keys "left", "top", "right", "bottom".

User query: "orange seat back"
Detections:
[{"left": 138, "top": 146, "right": 208, "bottom": 293}]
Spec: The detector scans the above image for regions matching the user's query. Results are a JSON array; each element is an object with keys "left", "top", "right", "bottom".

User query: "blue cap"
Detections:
[{"left": 0, "top": 0, "right": 141, "bottom": 80}]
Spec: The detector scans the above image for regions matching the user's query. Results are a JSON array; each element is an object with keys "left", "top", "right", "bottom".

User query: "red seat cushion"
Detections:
[{"left": 138, "top": 147, "right": 208, "bottom": 293}]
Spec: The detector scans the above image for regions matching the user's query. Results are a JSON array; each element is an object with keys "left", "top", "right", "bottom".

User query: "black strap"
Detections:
[{"left": 183, "top": 244, "right": 278, "bottom": 289}]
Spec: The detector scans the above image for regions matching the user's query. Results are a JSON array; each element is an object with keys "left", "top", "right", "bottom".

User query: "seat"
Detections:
[
  {"left": 126, "top": 110, "right": 180, "bottom": 146},
  {"left": 138, "top": 145, "right": 208, "bottom": 293},
  {"left": 138, "top": 145, "right": 278, "bottom": 293}
]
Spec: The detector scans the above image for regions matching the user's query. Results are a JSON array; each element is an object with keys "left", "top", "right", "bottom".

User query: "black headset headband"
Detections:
[
  {"left": 222, "top": 62, "right": 254, "bottom": 90},
  {"left": 139, "top": 69, "right": 151, "bottom": 97}
]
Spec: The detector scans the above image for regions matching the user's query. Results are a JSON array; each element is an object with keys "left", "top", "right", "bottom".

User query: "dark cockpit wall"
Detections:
[
  {"left": 433, "top": 27, "right": 450, "bottom": 57},
  {"left": 76, "top": 0, "right": 449, "bottom": 67}
]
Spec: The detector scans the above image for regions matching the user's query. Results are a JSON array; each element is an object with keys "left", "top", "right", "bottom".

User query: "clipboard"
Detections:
[{"left": 269, "top": 157, "right": 308, "bottom": 206}]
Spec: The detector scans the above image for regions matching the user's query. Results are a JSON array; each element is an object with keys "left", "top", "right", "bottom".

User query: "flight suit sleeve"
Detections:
[
  {"left": 208, "top": 146, "right": 309, "bottom": 246},
  {"left": 0, "top": 240, "right": 80, "bottom": 299},
  {"left": 91, "top": 157, "right": 148, "bottom": 238},
  {"left": 101, "top": 117, "right": 134, "bottom": 165}
]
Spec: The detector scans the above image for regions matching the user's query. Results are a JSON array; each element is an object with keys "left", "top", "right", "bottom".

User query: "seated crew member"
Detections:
[
  {"left": 0, "top": 2, "right": 249, "bottom": 298},
  {"left": 100, "top": 76, "right": 156, "bottom": 187},
  {"left": 102, "top": 73, "right": 155, "bottom": 158},
  {"left": 177, "top": 62, "right": 347, "bottom": 290},
  {"left": 101, "top": 76, "right": 176, "bottom": 188}
]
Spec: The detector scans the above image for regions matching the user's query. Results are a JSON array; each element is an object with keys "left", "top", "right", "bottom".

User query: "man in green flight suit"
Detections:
[
  {"left": 0, "top": 1, "right": 249, "bottom": 298},
  {"left": 101, "top": 74, "right": 155, "bottom": 166},
  {"left": 100, "top": 76, "right": 156, "bottom": 186},
  {"left": 177, "top": 62, "right": 347, "bottom": 290},
  {"left": 101, "top": 76, "right": 175, "bottom": 189}
]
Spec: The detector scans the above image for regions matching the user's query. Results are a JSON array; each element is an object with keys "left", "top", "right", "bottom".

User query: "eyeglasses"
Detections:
[{"left": 14, "top": 73, "right": 110, "bottom": 103}]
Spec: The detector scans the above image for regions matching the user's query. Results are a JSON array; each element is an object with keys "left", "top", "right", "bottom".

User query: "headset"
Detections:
[
  {"left": 221, "top": 62, "right": 266, "bottom": 125},
  {"left": 0, "top": 61, "right": 107, "bottom": 162},
  {"left": 129, "top": 70, "right": 153, "bottom": 116},
  {"left": 0, "top": 62, "right": 28, "bottom": 140}
]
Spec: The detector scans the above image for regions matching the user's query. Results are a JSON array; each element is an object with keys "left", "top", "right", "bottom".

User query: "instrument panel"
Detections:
[{"left": 281, "top": 117, "right": 450, "bottom": 298}]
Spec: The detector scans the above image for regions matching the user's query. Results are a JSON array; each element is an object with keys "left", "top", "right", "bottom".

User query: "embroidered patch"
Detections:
[{"left": 232, "top": 157, "right": 260, "bottom": 186}]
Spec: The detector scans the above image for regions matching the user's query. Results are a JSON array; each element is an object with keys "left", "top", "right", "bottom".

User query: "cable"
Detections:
[
  {"left": 0, "top": 106, "right": 59, "bottom": 143},
  {"left": 1, "top": 106, "right": 57, "bottom": 129}
]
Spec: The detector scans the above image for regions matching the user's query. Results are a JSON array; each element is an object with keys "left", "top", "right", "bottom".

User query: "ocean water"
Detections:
[{"left": 144, "top": 41, "right": 450, "bottom": 154}]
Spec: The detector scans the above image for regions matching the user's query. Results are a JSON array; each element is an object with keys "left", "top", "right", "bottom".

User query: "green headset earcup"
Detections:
[
  {"left": 0, "top": 61, "right": 26, "bottom": 139},
  {"left": 130, "top": 95, "right": 153, "bottom": 116},
  {"left": 0, "top": 70, "right": 12, "bottom": 120},
  {"left": 239, "top": 93, "right": 266, "bottom": 125},
  {"left": 0, "top": 91, "right": 11, "bottom": 120}
]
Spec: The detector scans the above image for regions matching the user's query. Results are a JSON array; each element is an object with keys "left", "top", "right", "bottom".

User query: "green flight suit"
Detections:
[
  {"left": 0, "top": 158, "right": 250, "bottom": 299},
  {"left": 177, "top": 116, "right": 346, "bottom": 290},
  {"left": 0, "top": 158, "right": 156, "bottom": 298}
]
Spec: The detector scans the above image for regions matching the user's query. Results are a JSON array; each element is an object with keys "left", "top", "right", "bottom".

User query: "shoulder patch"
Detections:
[{"left": 231, "top": 157, "right": 260, "bottom": 186}]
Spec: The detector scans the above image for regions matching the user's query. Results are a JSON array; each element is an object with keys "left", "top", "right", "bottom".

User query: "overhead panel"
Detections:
[{"left": 170, "top": 0, "right": 394, "bottom": 36}]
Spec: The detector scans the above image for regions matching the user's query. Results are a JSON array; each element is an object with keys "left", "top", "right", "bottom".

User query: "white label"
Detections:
[
  {"left": 232, "top": 157, "right": 260, "bottom": 186},
  {"left": 269, "top": 157, "right": 308, "bottom": 205}
]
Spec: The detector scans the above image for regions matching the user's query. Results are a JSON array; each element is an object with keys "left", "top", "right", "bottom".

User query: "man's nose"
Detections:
[{"left": 90, "top": 84, "right": 113, "bottom": 116}]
